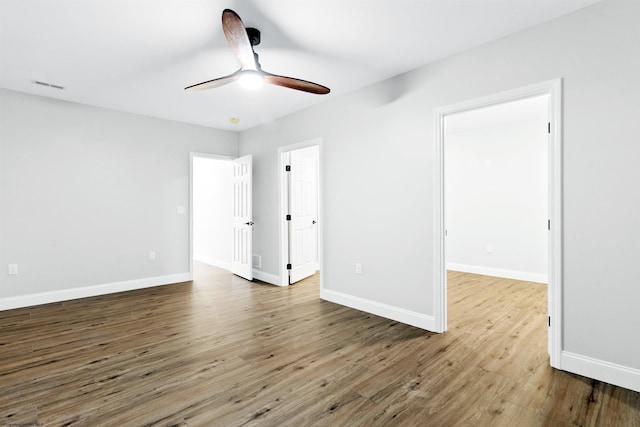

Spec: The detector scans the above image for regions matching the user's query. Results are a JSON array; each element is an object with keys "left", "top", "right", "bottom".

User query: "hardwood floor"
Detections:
[{"left": 1, "top": 265, "right": 639, "bottom": 426}]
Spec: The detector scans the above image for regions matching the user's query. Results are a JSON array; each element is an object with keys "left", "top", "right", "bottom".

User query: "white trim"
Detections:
[
  {"left": 434, "top": 108, "right": 447, "bottom": 333},
  {"left": 447, "top": 263, "right": 547, "bottom": 284},
  {"left": 193, "top": 255, "right": 230, "bottom": 271},
  {"left": 278, "top": 138, "right": 324, "bottom": 288},
  {"left": 321, "top": 289, "right": 436, "bottom": 331},
  {"left": 0, "top": 273, "right": 191, "bottom": 311},
  {"left": 562, "top": 351, "right": 640, "bottom": 393},
  {"left": 548, "top": 79, "right": 563, "bottom": 369},
  {"left": 433, "top": 78, "right": 563, "bottom": 366},
  {"left": 252, "top": 270, "right": 281, "bottom": 286},
  {"left": 189, "top": 152, "right": 235, "bottom": 282}
]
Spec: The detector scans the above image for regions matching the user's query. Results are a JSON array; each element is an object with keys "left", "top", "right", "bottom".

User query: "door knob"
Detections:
[
  {"left": 245, "top": 221, "right": 254, "bottom": 226},
  {"left": 312, "top": 220, "right": 317, "bottom": 224}
]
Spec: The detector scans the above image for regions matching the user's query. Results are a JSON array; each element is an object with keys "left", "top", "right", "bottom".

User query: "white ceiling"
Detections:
[{"left": 0, "top": 0, "right": 600, "bottom": 132}]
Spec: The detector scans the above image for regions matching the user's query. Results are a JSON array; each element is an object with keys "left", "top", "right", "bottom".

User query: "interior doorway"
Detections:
[
  {"left": 189, "top": 153, "right": 234, "bottom": 279},
  {"left": 445, "top": 95, "right": 549, "bottom": 283},
  {"left": 279, "top": 139, "right": 322, "bottom": 286},
  {"left": 434, "top": 79, "right": 563, "bottom": 368}
]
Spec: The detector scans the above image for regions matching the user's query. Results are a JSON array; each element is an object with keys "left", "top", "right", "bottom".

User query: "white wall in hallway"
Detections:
[{"left": 193, "top": 157, "right": 233, "bottom": 270}]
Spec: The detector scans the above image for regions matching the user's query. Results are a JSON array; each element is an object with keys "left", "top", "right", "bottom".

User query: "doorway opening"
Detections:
[
  {"left": 190, "top": 153, "right": 255, "bottom": 283},
  {"left": 190, "top": 154, "right": 233, "bottom": 280},
  {"left": 279, "top": 139, "right": 322, "bottom": 287},
  {"left": 191, "top": 155, "right": 233, "bottom": 278},
  {"left": 446, "top": 95, "right": 549, "bottom": 282},
  {"left": 434, "top": 79, "right": 563, "bottom": 368}
]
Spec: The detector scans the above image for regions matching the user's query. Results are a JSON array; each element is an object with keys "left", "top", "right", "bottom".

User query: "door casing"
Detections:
[{"left": 433, "top": 79, "right": 563, "bottom": 368}]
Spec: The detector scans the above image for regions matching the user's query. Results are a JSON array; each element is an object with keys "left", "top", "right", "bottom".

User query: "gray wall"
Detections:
[
  {"left": 239, "top": 0, "right": 640, "bottom": 372},
  {"left": 0, "top": 89, "right": 237, "bottom": 298}
]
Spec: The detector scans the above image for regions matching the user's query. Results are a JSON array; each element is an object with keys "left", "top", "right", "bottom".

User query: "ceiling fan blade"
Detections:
[
  {"left": 184, "top": 71, "right": 240, "bottom": 91},
  {"left": 222, "top": 9, "right": 256, "bottom": 71},
  {"left": 263, "top": 72, "right": 330, "bottom": 95}
]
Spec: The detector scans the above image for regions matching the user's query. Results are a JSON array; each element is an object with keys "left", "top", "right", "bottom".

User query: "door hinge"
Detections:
[
  {"left": 548, "top": 122, "right": 551, "bottom": 134},
  {"left": 285, "top": 165, "right": 291, "bottom": 172},
  {"left": 286, "top": 263, "right": 292, "bottom": 270},
  {"left": 286, "top": 214, "right": 291, "bottom": 221},
  {"left": 547, "top": 219, "right": 551, "bottom": 230},
  {"left": 548, "top": 316, "right": 551, "bottom": 327}
]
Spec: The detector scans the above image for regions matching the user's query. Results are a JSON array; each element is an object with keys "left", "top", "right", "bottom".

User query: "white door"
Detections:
[
  {"left": 288, "top": 148, "right": 318, "bottom": 284},
  {"left": 231, "top": 155, "right": 253, "bottom": 280}
]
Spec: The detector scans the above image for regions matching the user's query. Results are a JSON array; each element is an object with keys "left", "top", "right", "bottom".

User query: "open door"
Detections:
[
  {"left": 287, "top": 147, "right": 318, "bottom": 284},
  {"left": 231, "top": 155, "right": 253, "bottom": 280}
]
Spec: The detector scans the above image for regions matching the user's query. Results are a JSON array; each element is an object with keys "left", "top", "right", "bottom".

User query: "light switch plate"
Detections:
[{"left": 8, "top": 264, "right": 18, "bottom": 275}]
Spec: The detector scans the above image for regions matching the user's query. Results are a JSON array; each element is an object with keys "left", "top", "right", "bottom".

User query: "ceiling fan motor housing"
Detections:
[{"left": 246, "top": 27, "right": 261, "bottom": 46}]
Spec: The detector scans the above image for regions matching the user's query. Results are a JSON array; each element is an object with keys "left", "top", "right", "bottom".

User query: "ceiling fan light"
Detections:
[{"left": 238, "top": 70, "right": 264, "bottom": 90}]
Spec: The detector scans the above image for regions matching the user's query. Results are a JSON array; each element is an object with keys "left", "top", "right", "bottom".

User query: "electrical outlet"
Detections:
[
  {"left": 486, "top": 245, "right": 493, "bottom": 253},
  {"left": 149, "top": 251, "right": 156, "bottom": 260},
  {"left": 355, "top": 263, "right": 362, "bottom": 275},
  {"left": 8, "top": 264, "right": 18, "bottom": 275},
  {"left": 176, "top": 206, "right": 185, "bottom": 214}
]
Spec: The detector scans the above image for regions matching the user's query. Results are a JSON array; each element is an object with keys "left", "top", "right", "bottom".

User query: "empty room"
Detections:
[{"left": 1, "top": 0, "right": 640, "bottom": 425}]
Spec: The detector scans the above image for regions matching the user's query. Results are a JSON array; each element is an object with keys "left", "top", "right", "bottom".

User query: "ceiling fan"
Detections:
[{"left": 185, "top": 9, "right": 330, "bottom": 95}]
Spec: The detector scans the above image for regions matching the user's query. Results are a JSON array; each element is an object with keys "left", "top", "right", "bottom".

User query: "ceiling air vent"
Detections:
[{"left": 33, "top": 80, "right": 65, "bottom": 90}]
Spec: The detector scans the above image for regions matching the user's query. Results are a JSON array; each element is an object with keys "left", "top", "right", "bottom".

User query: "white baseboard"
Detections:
[
  {"left": 193, "top": 255, "right": 230, "bottom": 271},
  {"left": 0, "top": 273, "right": 191, "bottom": 311},
  {"left": 252, "top": 270, "right": 281, "bottom": 286},
  {"left": 561, "top": 351, "right": 640, "bottom": 393},
  {"left": 320, "top": 288, "right": 436, "bottom": 331},
  {"left": 447, "top": 262, "right": 547, "bottom": 284}
]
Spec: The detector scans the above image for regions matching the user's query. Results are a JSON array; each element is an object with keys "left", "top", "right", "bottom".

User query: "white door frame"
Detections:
[
  {"left": 189, "top": 152, "right": 234, "bottom": 281},
  {"left": 433, "top": 79, "right": 563, "bottom": 368},
  {"left": 278, "top": 138, "right": 323, "bottom": 287}
]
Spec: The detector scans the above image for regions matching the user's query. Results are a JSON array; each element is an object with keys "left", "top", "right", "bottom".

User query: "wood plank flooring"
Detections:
[{"left": 1, "top": 264, "right": 639, "bottom": 426}]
